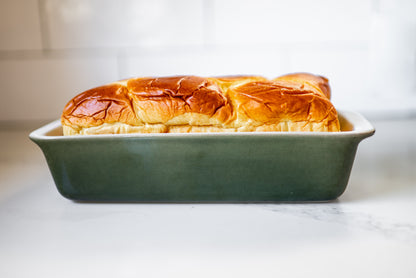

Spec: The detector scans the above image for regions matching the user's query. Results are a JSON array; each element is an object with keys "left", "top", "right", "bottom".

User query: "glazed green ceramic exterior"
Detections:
[{"left": 30, "top": 111, "right": 374, "bottom": 202}]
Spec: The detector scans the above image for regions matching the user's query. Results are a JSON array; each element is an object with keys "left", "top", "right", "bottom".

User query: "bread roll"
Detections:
[{"left": 61, "top": 73, "right": 340, "bottom": 135}]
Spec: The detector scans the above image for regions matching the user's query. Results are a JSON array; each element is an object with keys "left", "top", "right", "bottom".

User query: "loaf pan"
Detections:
[{"left": 29, "top": 110, "right": 374, "bottom": 202}]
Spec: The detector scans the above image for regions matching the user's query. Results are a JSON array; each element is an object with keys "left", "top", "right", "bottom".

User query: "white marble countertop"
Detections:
[{"left": 1, "top": 118, "right": 415, "bottom": 278}]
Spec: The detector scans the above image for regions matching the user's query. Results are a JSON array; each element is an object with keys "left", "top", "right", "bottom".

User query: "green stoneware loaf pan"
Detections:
[{"left": 30, "top": 110, "right": 374, "bottom": 202}]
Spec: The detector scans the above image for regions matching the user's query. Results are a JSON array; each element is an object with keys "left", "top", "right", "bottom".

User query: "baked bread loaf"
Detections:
[{"left": 61, "top": 73, "right": 340, "bottom": 135}]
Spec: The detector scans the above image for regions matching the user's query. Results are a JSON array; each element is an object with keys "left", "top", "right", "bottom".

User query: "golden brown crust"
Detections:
[
  {"left": 228, "top": 80, "right": 339, "bottom": 131},
  {"left": 61, "top": 73, "right": 340, "bottom": 135},
  {"left": 275, "top": 73, "right": 331, "bottom": 99},
  {"left": 61, "top": 84, "right": 138, "bottom": 134},
  {"left": 127, "top": 76, "right": 232, "bottom": 125}
]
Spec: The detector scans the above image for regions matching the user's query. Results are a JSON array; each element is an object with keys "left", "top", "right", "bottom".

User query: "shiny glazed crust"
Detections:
[{"left": 61, "top": 73, "right": 340, "bottom": 135}]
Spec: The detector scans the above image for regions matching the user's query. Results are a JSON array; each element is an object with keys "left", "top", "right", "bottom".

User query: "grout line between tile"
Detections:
[
  {"left": 37, "top": 0, "right": 51, "bottom": 52},
  {"left": 0, "top": 48, "right": 119, "bottom": 60},
  {"left": 0, "top": 43, "right": 369, "bottom": 62}
]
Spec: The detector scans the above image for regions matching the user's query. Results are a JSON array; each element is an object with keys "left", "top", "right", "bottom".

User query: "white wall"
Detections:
[{"left": 0, "top": 0, "right": 415, "bottom": 121}]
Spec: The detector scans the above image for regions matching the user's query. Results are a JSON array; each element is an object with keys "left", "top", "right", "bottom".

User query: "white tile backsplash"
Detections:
[
  {"left": 287, "top": 47, "right": 370, "bottom": 110},
  {"left": 377, "top": 0, "right": 416, "bottom": 22},
  {"left": 0, "top": 0, "right": 42, "bottom": 50},
  {"left": 44, "top": 0, "right": 204, "bottom": 49},
  {"left": 0, "top": 0, "right": 414, "bottom": 121},
  {"left": 211, "top": 0, "right": 373, "bottom": 45},
  {"left": 0, "top": 57, "right": 118, "bottom": 121},
  {"left": 368, "top": 11, "right": 416, "bottom": 97}
]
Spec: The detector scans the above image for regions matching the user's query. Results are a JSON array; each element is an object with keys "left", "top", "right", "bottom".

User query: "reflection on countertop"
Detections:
[{"left": 0, "top": 117, "right": 415, "bottom": 278}]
